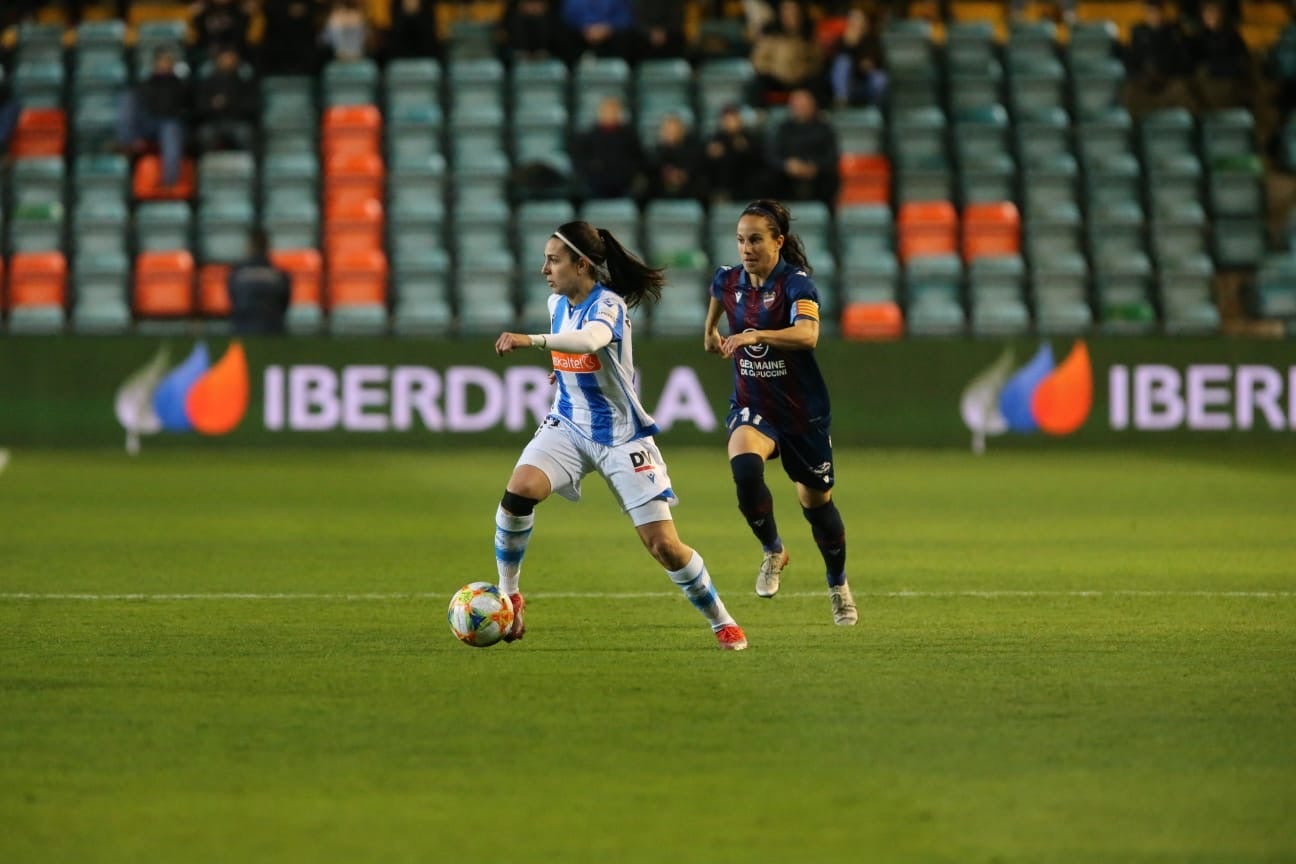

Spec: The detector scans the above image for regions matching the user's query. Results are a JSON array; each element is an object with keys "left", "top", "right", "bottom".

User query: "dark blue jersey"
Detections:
[{"left": 709, "top": 258, "right": 832, "bottom": 433}]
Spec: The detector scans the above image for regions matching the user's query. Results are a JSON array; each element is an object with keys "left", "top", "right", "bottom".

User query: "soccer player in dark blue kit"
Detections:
[{"left": 703, "top": 199, "right": 857, "bottom": 625}]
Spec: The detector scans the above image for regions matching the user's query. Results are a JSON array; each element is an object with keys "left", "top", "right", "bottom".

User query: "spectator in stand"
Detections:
[
  {"left": 750, "top": 0, "right": 825, "bottom": 107},
  {"left": 561, "top": 0, "right": 637, "bottom": 62},
  {"left": 194, "top": 46, "right": 259, "bottom": 152},
  {"left": 741, "top": 0, "right": 774, "bottom": 43},
  {"left": 569, "top": 96, "right": 646, "bottom": 199},
  {"left": 634, "top": 0, "right": 688, "bottom": 61},
  {"left": 116, "top": 46, "right": 190, "bottom": 187},
  {"left": 705, "top": 104, "right": 762, "bottom": 204},
  {"left": 322, "top": 0, "right": 372, "bottom": 62},
  {"left": 1187, "top": 0, "right": 1253, "bottom": 111},
  {"left": 189, "top": 0, "right": 253, "bottom": 64},
  {"left": 646, "top": 112, "right": 707, "bottom": 201},
  {"left": 387, "top": 0, "right": 442, "bottom": 60},
  {"left": 0, "top": 76, "right": 21, "bottom": 155},
  {"left": 1121, "top": 0, "right": 1195, "bottom": 119},
  {"left": 260, "top": 0, "right": 327, "bottom": 75},
  {"left": 827, "top": 5, "right": 886, "bottom": 109},
  {"left": 766, "top": 87, "right": 839, "bottom": 204},
  {"left": 497, "top": 0, "right": 575, "bottom": 64},
  {"left": 227, "top": 229, "right": 292, "bottom": 335}
]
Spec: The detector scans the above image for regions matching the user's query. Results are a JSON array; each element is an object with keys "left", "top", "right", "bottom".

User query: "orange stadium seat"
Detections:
[
  {"left": 9, "top": 108, "right": 67, "bottom": 159},
  {"left": 840, "top": 301, "right": 904, "bottom": 340},
  {"left": 897, "top": 200, "right": 958, "bottom": 263},
  {"left": 323, "top": 151, "right": 385, "bottom": 209},
  {"left": 134, "top": 250, "right": 196, "bottom": 317},
  {"left": 270, "top": 249, "right": 324, "bottom": 307},
  {"left": 322, "top": 104, "right": 383, "bottom": 158},
  {"left": 838, "top": 154, "right": 890, "bottom": 206},
  {"left": 961, "top": 201, "right": 1021, "bottom": 262},
  {"left": 7, "top": 251, "right": 67, "bottom": 310},
  {"left": 198, "top": 263, "right": 232, "bottom": 316},
  {"left": 324, "top": 197, "right": 385, "bottom": 258},
  {"left": 327, "top": 248, "right": 388, "bottom": 308},
  {"left": 132, "top": 154, "right": 196, "bottom": 200}
]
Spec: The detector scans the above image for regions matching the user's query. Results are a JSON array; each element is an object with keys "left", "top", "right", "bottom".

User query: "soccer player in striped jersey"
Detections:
[
  {"left": 493, "top": 221, "right": 748, "bottom": 650},
  {"left": 703, "top": 199, "right": 857, "bottom": 626}
]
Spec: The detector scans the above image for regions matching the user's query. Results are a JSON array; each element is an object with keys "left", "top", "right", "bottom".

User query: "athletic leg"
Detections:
[{"left": 728, "top": 421, "right": 788, "bottom": 597}]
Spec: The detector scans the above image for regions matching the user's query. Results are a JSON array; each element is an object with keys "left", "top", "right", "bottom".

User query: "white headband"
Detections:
[{"left": 553, "top": 231, "right": 610, "bottom": 282}]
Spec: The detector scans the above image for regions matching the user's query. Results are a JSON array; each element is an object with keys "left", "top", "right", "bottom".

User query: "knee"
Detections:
[
  {"left": 642, "top": 534, "right": 688, "bottom": 570},
  {"left": 730, "top": 452, "right": 765, "bottom": 490}
]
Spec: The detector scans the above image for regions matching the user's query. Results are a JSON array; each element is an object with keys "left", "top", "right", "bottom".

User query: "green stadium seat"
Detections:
[
  {"left": 452, "top": 198, "right": 512, "bottom": 260},
  {"left": 512, "top": 102, "right": 570, "bottom": 165},
  {"left": 70, "top": 250, "right": 131, "bottom": 333},
  {"left": 1007, "top": 57, "right": 1066, "bottom": 115},
  {"left": 1021, "top": 153, "right": 1078, "bottom": 216},
  {"left": 454, "top": 249, "right": 517, "bottom": 334},
  {"left": 323, "top": 59, "right": 380, "bottom": 107},
  {"left": 969, "top": 252, "right": 1030, "bottom": 336},
  {"left": 74, "top": 19, "right": 127, "bottom": 66},
  {"left": 904, "top": 253, "right": 963, "bottom": 310},
  {"left": 8, "top": 201, "right": 66, "bottom": 254},
  {"left": 1207, "top": 154, "right": 1264, "bottom": 220},
  {"left": 384, "top": 57, "right": 441, "bottom": 112},
  {"left": 1150, "top": 200, "right": 1209, "bottom": 264},
  {"left": 1076, "top": 107, "right": 1133, "bottom": 167},
  {"left": 1014, "top": 107, "right": 1072, "bottom": 169},
  {"left": 947, "top": 57, "right": 1003, "bottom": 113},
  {"left": 448, "top": 57, "right": 506, "bottom": 113},
  {"left": 1200, "top": 108, "right": 1256, "bottom": 163},
  {"left": 1140, "top": 107, "right": 1197, "bottom": 164},
  {"left": 945, "top": 20, "right": 996, "bottom": 72},
  {"left": 1084, "top": 152, "right": 1142, "bottom": 211},
  {"left": 72, "top": 197, "right": 129, "bottom": 258},
  {"left": 198, "top": 151, "right": 257, "bottom": 206},
  {"left": 832, "top": 106, "right": 884, "bottom": 156},
  {"left": 957, "top": 153, "right": 1016, "bottom": 206},
  {"left": 1005, "top": 19, "right": 1058, "bottom": 69},
  {"left": 13, "top": 60, "right": 65, "bottom": 109},
  {"left": 510, "top": 58, "right": 569, "bottom": 113},
  {"left": 573, "top": 56, "right": 632, "bottom": 128},
  {"left": 11, "top": 157, "right": 66, "bottom": 206},
  {"left": 636, "top": 58, "right": 694, "bottom": 117},
  {"left": 134, "top": 201, "right": 192, "bottom": 252},
  {"left": 71, "top": 56, "right": 128, "bottom": 109},
  {"left": 450, "top": 150, "right": 510, "bottom": 205},
  {"left": 73, "top": 153, "right": 129, "bottom": 204},
  {"left": 1212, "top": 218, "right": 1266, "bottom": 269},
  {"left": 449, "top": 101, "right": 507, "bottom": 163},
  {"left": 696, "top": 58, "right": 753, "bottom": 130},
  {"left": 1070, "top": 57, "right": 1125, "bottom": 122},
  {"left": 1066, "top": 20, "right": 1120, "bottom": 70},
  {"left": 841, "top": 250, "right": 899, "bottom": 305},
  {"left": 1024, "top": 200, "right": 1083, "bottom": 263},
  {"left": 1254, "top": 254, "right": 1296, "bottom": 319},
  {"left": 581, "top": 198, "right": 642, "bottom": 257},
  {"left": 1159, "top": 253, "right": 1219, "bottom": 334},
  {"left": 16, "top": 21, "right": 65, "bottom": 64},
  {"left": 392, "top": 246, "right": 452, "bottom": 336},
  {"left": 644, "top": 199, "right": 706, "bottom": 267},
  {"left": 263, "top": 196, "right": 320, "bottom": 251},
  {"left": 196, "top": 199, "right": 256, "bottom": 264}
]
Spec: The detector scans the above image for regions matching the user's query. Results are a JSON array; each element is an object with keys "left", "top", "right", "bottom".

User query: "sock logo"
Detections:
[
  {"left": 961, "top": 341, "right": 1093, "bottom": 453},
  {"left": 114, "top": 341, "right": 250, "bottom": 454}
]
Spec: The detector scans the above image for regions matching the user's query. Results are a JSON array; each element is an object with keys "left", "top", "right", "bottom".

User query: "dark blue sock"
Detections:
[
  {"left": 730, "top": 453, "right": 781, "bottom": 552},
  {"left": 802, "top": 500, "right": 847, "bottom": 587}
]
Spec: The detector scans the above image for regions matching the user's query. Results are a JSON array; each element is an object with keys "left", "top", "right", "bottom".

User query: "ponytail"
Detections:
[{"left": 553, "top": 221, "right": 665, "bottom": 310}]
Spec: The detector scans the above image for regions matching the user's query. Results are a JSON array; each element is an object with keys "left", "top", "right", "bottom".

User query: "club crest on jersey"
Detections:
[
  {"left": 741, "top": 328, "right": 769, "bottom": 359},
  {"left": 762, "top": 291, "right": 777, "bottom": 309}
]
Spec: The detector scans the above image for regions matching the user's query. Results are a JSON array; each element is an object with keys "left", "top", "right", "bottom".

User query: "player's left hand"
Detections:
[{"left": 719, "top": 332, "right": 756, "bottom": 358}]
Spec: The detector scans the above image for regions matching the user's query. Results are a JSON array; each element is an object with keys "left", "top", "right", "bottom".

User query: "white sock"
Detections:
[
  {"left": 667, "top": 551, "right": 735, "bottom": 630},
  {"left": 494, "top": 506, "right": 534, "bottom": 595}
]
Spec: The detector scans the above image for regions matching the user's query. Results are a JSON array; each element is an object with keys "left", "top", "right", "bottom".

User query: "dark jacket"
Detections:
[
  {"left": 1125, "top": 22, "right": 1190, "bottom": 80},
  {"left": 196, "top": 70, "right": 259, "bottom": 124},
  {"left": 570, "top": 122, "right": 645, "bottom": 199},
  {"left": 228, "top": 255, "right": 291, "bottom": 335},
  {"left": 138, "top": 73, "right": 190, "bottom": 119}
]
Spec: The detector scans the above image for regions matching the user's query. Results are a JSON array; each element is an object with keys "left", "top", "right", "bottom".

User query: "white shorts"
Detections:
[{"left": 516, "top": 417, "right": 678, "bottom": 526}]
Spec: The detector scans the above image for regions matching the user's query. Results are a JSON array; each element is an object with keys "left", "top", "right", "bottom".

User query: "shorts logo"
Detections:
[
  {"left": 114, "top": 341, "right": 250, "bottom": 454},
  {"left": 552, "top": 352, "right": 602, "bottom": 373},
  {"left": 961, "top": 341, "right": 1093, "bottom": 452},
  {"left": 741, "top": 328, "right": 769, "bottom": 359},
  {"left": 630, "top": 450, "right": 657, "bottom": 477}
]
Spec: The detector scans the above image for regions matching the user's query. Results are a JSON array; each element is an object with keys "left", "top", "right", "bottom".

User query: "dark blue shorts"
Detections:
[{"left": 725, "top": 407, "right": 836, "bottom": 490}]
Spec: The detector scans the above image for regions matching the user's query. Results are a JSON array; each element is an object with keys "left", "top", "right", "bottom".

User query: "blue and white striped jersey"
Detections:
[{"left": 546, "top": 284, "right": 659, "bottom": 446}]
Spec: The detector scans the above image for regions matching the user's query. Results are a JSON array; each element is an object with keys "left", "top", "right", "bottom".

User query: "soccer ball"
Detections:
[{"left": 447, "top": 582, "right": 515, "bottom": 648}]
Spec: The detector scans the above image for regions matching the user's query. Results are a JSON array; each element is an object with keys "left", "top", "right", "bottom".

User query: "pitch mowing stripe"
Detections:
[{"left": 0, "top": 590, "right": 1292, "bottom": 601}]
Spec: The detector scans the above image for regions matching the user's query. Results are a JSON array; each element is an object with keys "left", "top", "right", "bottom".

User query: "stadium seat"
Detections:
[
  {"left": 8, "top": 202, "right": 65, "bottom": 254},
  {"left": 74, "top": 18, "right": 127, "bottom": 66},
  {"left": 581, "top": 199, "right": 642, "bottom": 256},
  {"left": 267, "top": 248, "right": 324, "bottom": 333},
  {"left": 957, "top": 153, "right": 1016, "bottom": 207},
  {"left": 71, "top": 251, "right": 131, "bottom": 333},
  {"left": 324, "top": 151, "right": 385, "bottom": 210},
  {"left": 392, "top": 246, "right": 452, "bottom": 335},
  {"left": 448, "top": 57, "right": 506, "bottom": 113},
  {"left": 897, "top": 201, "right": 958, "bottom": 263},
  {"left": 510, "top": 58, "right": 569, "bottom": 113},
  {"left": 1159, "top": 254, "right": 1219, "bottom": 334},
  {"left": 327, "top": 247, "right": 389, "bottom": 322},
  {"left": 696, "top": 58, "right": 752, "bottom": 129},
  {"left": 196, "top": 199, "right": 256, "bottom": 263},
  {"left": 1021, "top": 152, "right": 1079, "bottom": 217},
  {"left": 573, "top": 56, "right": 632, "bottom": 127},
  {"left": 73, "top": 153, "right": 129, "bottom": 204},
  {"left": 6, "top": 251, "right": 67, "bottom": 332},
  {"left": 962, "top": 202, "right": 1020, "bottom": 262},
  {"left": 133, "top": 250, "right": 195, "bottom": 318},
  {"left": 1200, "top": 108, "right": 1256, "bottom": 163},
  {"left": 840, "top": 301, "right": 903, "bottom": 340},
  {"left": 968, "top": 254, "right": 1030, "bottom": 336},
  {"left": 10, "top": 155, "right": 66, "bottom": 206},
  {"left": 16, "top": 20, "right": 66, "bottom": 65},
  {"left": 454, "top": 249, "right": 517, "bottom": 334},
  {"left": 1069, "top": 57, "right": 1125, "bottom": 122},
  {"left": 324, "top": 197, "right": 384, "bottom": 259},
  {"left": 1207, "top": 154, "right": 1264, "bottom": 220},
  {"left": 384, "top": 57, "right": 441, "bottom": 112},
  {"left": 1015, "top": 107, "right": 1072, "bottom": 169},
  {"left": 132, "top": 155, "right": 196, "bottom": 201},
  {"left": 9, "top": 108, "right": 66, "bottom": 159},
  {"left": 1007, "top": 57, "right": 1066, "bottom": 116},
  {"left": 833, "top": 106, "right": 884, "bottom": 156},
  {"left": 841, "top": 250, "right": 899, "bottom": 305},
  {"left": 322, "top": 104, "right": 383, "bottom": 159},
  {"left": 1140, "top": 107, "right": 1197, "bottom": 165},
  {"left": 1255, "top": 255, "right": 1296, "bottom": 319},
  {"left": 13, "top": 59, "right": 66, "bottom": 109},
  {"left": 837, "top": 154, "right": 891, "bottom": 206},
  {"left": 636, "top": 58, "right": 694, "bottom": 118},
  {"left": 72, "top": 197, "right": 129, "bottom": 258},
  {"left": 198, "top": 264, "right": 232, "bottom": 317},
  {"left": 134, "top": 201, "right": 192, "bottom": 252},
  {"left": 322, "top": 59, "right": 380, "bottom": 107},
  {"left": 838, "top": 203, "right": 894, "bottom": 260}
]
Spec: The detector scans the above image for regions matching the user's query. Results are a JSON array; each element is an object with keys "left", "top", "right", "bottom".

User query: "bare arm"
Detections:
[
  {"left": 703, "top": 297, "right": 726, "bottom": 354},
  {"left": 719, "top": 317, "right": 819, "bottom": 358}
]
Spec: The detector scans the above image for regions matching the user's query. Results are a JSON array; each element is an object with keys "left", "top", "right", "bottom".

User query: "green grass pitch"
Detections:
[{"left": 1, "top": 446, "right": 1293, "bottom": 863}]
